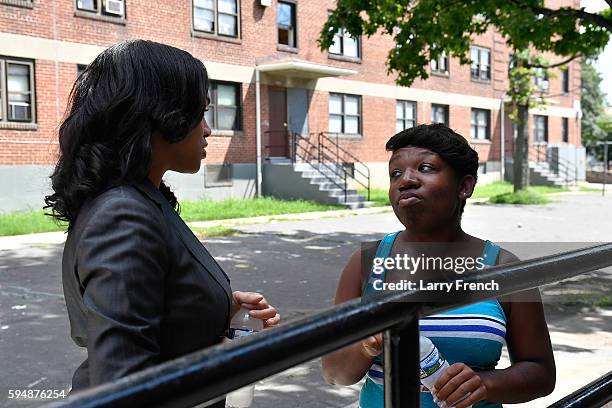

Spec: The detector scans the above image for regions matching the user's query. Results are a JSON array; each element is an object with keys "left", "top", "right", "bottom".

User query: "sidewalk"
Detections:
[
  {"left": 0, "top": 188, "right": 598, "bottom": 249},
  {"left": 0, "top": 206, "right": 393, "bottom": 250}
]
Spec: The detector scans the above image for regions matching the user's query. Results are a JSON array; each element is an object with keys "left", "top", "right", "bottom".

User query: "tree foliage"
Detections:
[
  {"left": 319, "top": 0, "right": 611, "bottom": 191},
  {"left": 320, "top": 1, "right": 611, "bottom": 87},
  {"left": 581, "top": 59, "right": 609, "bottom": 146}
]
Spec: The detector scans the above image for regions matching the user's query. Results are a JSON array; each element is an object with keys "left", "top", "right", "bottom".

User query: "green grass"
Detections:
[
  {"left": 190, "top": 226, "right": 240, "bottom": 238},
  {"left": 363, "top": 182, "right": 568, "bottom": 206},
  {"left": 488, "top": 189, "right": 551, "bottom": 205},
  {"left": 579, "top": 185, "right": 601, "bottom": 192},
  {"left": 0, "top": 197, "right": 341, "bottom": 237},
  {"left": 0, "top": 210, "right": 67, "bottom": 236},
  {"left": 179, "top": 197, "right": 340, "bottom": 222},
  {"left": 472, "top": 181, "right": 568, "bottom": 198},
  {"left": 359, "top": 188, "right": 390, "bottom": 207}
]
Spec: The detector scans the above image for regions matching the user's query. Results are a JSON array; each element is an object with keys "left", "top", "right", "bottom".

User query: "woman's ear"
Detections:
[{"left": 458, "top": 175, "right": 476, "bottom": 200}]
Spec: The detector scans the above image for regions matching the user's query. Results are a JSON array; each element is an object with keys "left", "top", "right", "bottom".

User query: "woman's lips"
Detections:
[
  {"left": 398, "top": 196, "right": 422, "bottom": 207},
  {"left": 397, "top": 192, "right": 422, "bottom": 207}
]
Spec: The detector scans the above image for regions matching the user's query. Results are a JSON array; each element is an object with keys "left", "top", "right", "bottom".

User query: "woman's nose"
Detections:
[
  {"left": 203, "top": 119, "right": 212, "bottom": 137},
  {"left": 399, "top": 170, "right": 419, "bottom": 188}
]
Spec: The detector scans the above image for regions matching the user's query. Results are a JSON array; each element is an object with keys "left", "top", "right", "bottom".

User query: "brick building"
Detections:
[{"left": 0, "top": 0, "right": 583, "bottom": 211}]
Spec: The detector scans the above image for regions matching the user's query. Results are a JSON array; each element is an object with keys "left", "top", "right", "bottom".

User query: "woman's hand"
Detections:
[
  {"left": 232, "top": 291, "right": 280, "bottom": 328},
  {"left": 361, "top": 334, "right": 383, "bottom": 357},
  {"left": 432, "top": 363, "right": 488, "bottom": 408}
]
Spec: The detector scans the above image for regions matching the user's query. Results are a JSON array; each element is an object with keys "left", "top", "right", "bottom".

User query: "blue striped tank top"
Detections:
[{"left": 359, "top": 232, "right": 506, "bottom": 408}]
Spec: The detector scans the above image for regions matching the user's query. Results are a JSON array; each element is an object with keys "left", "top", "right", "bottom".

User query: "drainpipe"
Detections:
[
  {"left": 255, "top": 68, "right": 262, "bottom": 197},
  {"left": 500, "top": 96, "right": 505, "bottom": 182}
]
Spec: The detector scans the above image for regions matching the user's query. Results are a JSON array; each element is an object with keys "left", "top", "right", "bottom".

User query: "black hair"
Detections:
[
  {"left": 385, "top": 123, "right": 479, "bottom": 213},
  {"left": 44, "top": 40, "right": 210, "bottom": 229}
]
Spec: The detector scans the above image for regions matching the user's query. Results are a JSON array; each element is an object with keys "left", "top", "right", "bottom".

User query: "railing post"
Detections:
[
  {"left": 384, "top": 317, "right": 420, "bottom": 408},
  {"left": 318, "top": 133, "right": 322, "bottom": 164},
  {"left": 344, "top": 170, "right": 347, "bottom": 203}
]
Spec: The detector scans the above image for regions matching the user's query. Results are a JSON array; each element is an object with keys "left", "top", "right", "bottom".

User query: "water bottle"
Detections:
[
  {"left": 420, "top": 336, "right": 471, "bottom": 408},
  {"left": 225, "top": 307, "right": 263, "bottom": 408},
  {"left": 420, "top": 335, "right": 450, "bottom": 392}
]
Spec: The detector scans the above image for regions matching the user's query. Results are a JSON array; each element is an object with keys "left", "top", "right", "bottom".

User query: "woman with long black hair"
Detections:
[{"left": 44, "top": 40, "right": 280, "bottom": 401}]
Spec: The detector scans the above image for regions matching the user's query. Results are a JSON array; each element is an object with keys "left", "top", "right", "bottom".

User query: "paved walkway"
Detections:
[{"left": 0, "top": 192, "right": 610, "bottom": 407}]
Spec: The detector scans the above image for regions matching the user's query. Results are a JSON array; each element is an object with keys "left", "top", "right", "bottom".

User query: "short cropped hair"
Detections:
[
  {"left": 386, "top": 123, "right": 479, "bottom": 183},
  {"left": 385, "top": 123, "right": 479, "bottom": 214}
]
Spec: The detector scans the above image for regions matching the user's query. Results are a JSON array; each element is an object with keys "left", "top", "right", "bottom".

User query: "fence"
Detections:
[{"left": 44, "top": 243, "right": 612, "bottom": 408}]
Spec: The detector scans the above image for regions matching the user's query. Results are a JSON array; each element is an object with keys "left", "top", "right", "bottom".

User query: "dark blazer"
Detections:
[{"left": 62, "top": 180, "right": 232, "bottom": 401}]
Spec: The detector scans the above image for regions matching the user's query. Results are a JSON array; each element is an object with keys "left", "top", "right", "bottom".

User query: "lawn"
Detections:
[
  {"left": 362, "top": 181, "right": 579, "bottom": 207},
  {"left": 0, "top": 197, "right": 341, "bottom": 237}
]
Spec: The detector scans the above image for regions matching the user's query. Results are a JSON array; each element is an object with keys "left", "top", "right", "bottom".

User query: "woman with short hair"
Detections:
[{"left": 322, "top": 123, "right": 555, "bottom": 408}]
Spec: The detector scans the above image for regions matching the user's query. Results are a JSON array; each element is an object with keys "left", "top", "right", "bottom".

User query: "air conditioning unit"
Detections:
[
  {"left": 104, "top": 0, "right": 124, "bottom": 16},
  {"left": 9, "top": 102, "right": 30, "bottom": 122},
  {"left": 260, "top": 0, "right": 272, "bottom": 6}
]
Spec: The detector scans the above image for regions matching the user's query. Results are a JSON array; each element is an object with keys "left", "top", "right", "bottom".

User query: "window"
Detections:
[
  {"left": 77, "top": 64, "right": 87, "bottom": 77},
  {"left": 396, "top": 100, "right": 417, "bottom": 132},
  {"left": 431, "top": 104, "right": 448, "bottom": 126},
  {"left": 430, "top": 50, "right": 448, "bottom": 75},
  {"left": 205, "top": 163, "right": 233, "bottom": 187},
  {"left": 205, "top": 82, "right": 242, "bottom": 130},
  {"left": 534, "top": 115, "right": 548, "bottom": 142},
  {"left": 329, "top": 93, "right": 361, "bottom": 135},
  {"left": 277, "top": 1, "right": 296, "bottom": 48},
  {"left": 562, "top": 68, "right": 569, "bottom": 94},
  {"left": 534, "top": 67, "right": 549, "bottom": 92},
  {"left": 562, "top": 117, "right": 569, "bottom": 143},
  {"left": 470, "top": 46, "right": 490, "bottom": 81},
  {"left": 193, "top": 0, "right": 239, "bottom": 37},
  {"left": 470, "top": 109, "right": 490, "bottom": 140},
  {"left": 0, "top": 58, "right": 35, "bottom": 123},
  {"left": 329, "top": 28, "right": 360, "bottom": 58},
  {"left": 76, "top": 0, "right": 125, "bottom": 18}
]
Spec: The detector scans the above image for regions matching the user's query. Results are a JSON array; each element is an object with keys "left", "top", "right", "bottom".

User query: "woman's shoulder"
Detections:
[{"left": 71, "top": 184, "right": 165, "bottom": 234}]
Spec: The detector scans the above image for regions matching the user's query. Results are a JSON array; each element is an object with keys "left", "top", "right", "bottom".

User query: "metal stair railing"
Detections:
[
  {"left": 44, "top": 243, "right": 612, "bottom": 408},
  {"left": 291, "top": 132, "right": 350, "bottom": 203},
  {"left": 529, "top": 144, "right": 578, "bottom": 187},
  {"left": 318, "top": 132, "right": 371, "bottom": 201}
]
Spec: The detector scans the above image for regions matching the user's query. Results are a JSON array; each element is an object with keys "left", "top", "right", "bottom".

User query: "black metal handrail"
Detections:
[
  {"left": 529, "top": 144, "right": 578, "bottom": 187},
  {"left": 263, "top": 129, "right": 291, "bottom": 159},
  {"left": 292, "top": 132, "right": 350, "bottom": 202},
  {"left": 547, "top": 371, "right": 612, "bottom": 408},
  {"left": 44, "top": 243, "right": 612, "bottom": 408},
  {"left": 318, "top": 132, "right": 371, "bottom": 201}
]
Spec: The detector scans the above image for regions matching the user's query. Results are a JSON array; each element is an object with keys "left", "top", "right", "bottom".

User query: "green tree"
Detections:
[
  {"left": 581, "top": 59, "right": 608, "bottom": 146},
  {"left": 320, "top": 0, "right": 611, "bottom": 191}
]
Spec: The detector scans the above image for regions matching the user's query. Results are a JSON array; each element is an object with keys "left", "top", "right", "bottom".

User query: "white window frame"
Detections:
[
  {"left": 0, "top": 58, "right": 36, "bottom": 124},
  {"left": 329, "top": 28, "right": 361, "bottom": 59},
  {"left": 470, "top": 46, "right": 491, "bottom": 81},
  {"left": 470, "top": 108, "right": 490, "bottom": 140},
  {"left": 534, "top": 115, "right": 548, "bottom": 142},
  {"left": 430, "top": 50, "right": 449, "bottom": 75},
  {"left": 534, "top": 67, "right": 549, "bottom": 92},
  {"left": 193, "top": 0, "right": 240, "bottom": 38},
  {"left": 75, "top": 0, "right": 126, "bottom": 18},
  {"left": 396, "top": 100, "right": 417, "bottom": 132},
  {"left": 329, "top": 93, "right": 362, "bottom": 135},
  {"left": 206, "top": 81, "right": 242, "bottom": 131},
  {"left": 431, "top": 104, "right": 448, "bottom": 126}
]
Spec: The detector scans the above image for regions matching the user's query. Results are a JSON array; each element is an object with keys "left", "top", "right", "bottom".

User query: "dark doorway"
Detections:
[{"left": 268, "top": 87, "right": 288, "bottom": 157}]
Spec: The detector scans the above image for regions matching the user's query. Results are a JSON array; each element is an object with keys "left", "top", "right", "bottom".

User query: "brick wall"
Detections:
[{"left": 0, "top": 0, "right": 583, "bottom": 167}]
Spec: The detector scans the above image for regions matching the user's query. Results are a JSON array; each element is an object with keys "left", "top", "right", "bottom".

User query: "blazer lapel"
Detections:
[{"left": 134, "top": 180, "right": 232, "bottom": 300}]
